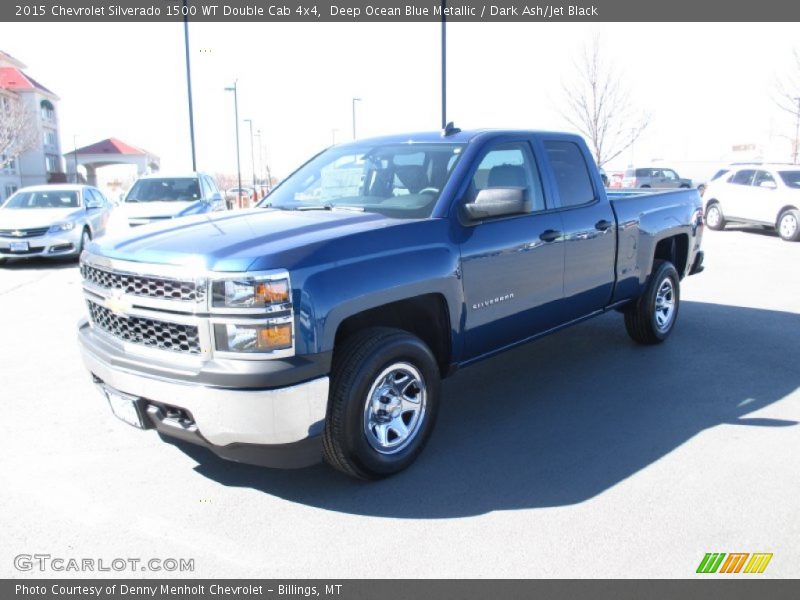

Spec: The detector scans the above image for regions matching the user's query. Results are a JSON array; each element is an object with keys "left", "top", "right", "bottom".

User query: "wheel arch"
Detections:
[{"left": 332, "top": 294, "right": 454, "bottom": 378}]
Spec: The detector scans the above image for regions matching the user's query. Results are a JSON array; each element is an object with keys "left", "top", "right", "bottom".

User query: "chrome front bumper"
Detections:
[{"left": 79, "top": 333, "right": 330, "bottom": 448}]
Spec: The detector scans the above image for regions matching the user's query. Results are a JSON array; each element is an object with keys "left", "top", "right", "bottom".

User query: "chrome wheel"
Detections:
[
  {"left": 654, "top": 278, "right": 676, "bottom": 332},
  {"left": 363, "top": 362, "right": 427, "bottom": 455},
  {"left": 706, "top": 205, "right": 721, "bottom": 228},
  {"left": 779, "top": 213, "right": 798, "bottom": 239}
]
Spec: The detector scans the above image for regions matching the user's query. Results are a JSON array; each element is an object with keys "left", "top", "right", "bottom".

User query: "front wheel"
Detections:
[
  {"left": 705, "top": 203, "right": 725, "bottom": 230},
  {"left": 323, "top": 327, "right": 441, "bottom": 479},
  {"left": 778, "top": 210, "right": 800, "bottom": 242},
  {"left": 77, "top": 228, "right": 91, "bottom": 255},
  {"left": 624, "top": 260, "right": 680, "bottom": 345}
]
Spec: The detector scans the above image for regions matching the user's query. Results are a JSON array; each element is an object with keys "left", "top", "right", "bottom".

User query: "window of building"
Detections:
[
  {"left": 40, "top": 99, "right": 55, "bottom": 121},
  {"left": 4, "top": 185, "right": 18, "bottom": 202},
  {"left": 43, "top": 130, "right": 57, "bottom": 147},
  {"left": 45, "top": 154, "right": 61, "bottom": 173}
]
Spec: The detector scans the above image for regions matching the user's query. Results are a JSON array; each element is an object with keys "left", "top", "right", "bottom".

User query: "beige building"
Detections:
[{"left": 0, "top": 50, "right": 62, "bottom": 203}]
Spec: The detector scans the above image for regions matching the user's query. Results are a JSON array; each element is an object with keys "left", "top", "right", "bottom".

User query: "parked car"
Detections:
[
  {"left": 111, "top": 172, "right": 226, "bottom": 230},
  {"left": 225, "top": 186, "right": 255, "bottom": 209},
  {"left": 0, "top": 184, "right": 113, "bottom": 263},
  {"left": 703, "top": 164, "right": 800, "bottom": 241},
  {"left": 77, "top": 129, "right": 704, "bottom": 479},
  {"left": 621, "top": 167, "right": 693, "bottom": 189},
  {"left": 608, "top": 171, "right": 625, "bottom": 189}
]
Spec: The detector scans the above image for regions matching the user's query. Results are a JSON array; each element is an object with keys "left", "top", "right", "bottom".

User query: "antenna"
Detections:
[{"left": 442, "top": 122, "right": 461, "bottom": 137}]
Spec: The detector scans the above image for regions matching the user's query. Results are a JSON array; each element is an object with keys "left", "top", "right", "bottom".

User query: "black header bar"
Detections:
[{"left": 3, "top": 0, "right": 800, "bottom": 22}]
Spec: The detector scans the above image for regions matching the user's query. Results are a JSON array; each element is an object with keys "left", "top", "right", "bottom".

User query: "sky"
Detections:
[{"left": 1, "top": 21, "right": 798, "bottom": 185}]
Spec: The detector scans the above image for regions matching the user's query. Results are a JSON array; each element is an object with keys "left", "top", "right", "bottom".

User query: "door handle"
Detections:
[
  {"left": 539, "top": 229, "right": 561, "bottom": 243},
  {"left": 595, "top": 219, "right": 613, "bottom": 231}
]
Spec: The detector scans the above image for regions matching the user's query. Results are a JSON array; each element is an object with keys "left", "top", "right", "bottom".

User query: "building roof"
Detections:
[
  {"left": 0, "top": 50, "right": 26, "bottom": 69},
  {"left": 65, "top": 138, "right": 153, "bottom": 157},
  {"left": 0, "top": 66, "right": 58, "bottom": 98}
]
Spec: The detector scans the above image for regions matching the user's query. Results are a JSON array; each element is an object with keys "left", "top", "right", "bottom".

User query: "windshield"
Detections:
[
  {"left": 125, "top": 178, "right": 201, "bottom": 203},
  {"left": 262, "top": 143, "right": 465, "bottom": 219},
  {"left": 778, "top": 171, "right": 800, "bottom": 189},
  {"left": 4, "top": 190, "right": 80, "bottom": 209}
]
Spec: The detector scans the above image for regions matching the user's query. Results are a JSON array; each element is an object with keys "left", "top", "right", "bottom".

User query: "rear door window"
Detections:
[{"left": 543, "top": 140, "right": 596, "bottom": 207}]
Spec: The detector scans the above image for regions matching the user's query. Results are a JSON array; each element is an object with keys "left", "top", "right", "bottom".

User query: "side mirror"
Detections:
[
  {"left": 463, "top": 187, "right": 530, "bottom": 221},
  {"left": 759, "top": 181, "right": 777, "bottom": 190},
  {"left": 210, "top": 192, "right": 224, "bottom": 203},
  {"left": 85, "top": 200, "right": 102, "bottom": 210}
]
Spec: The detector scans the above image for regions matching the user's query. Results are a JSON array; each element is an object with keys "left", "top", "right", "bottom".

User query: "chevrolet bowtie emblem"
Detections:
[
  {"left": 106, "top": 290, "right": 131, "bottom": 316},
  {"left": 11, "top": 230, "right": 24, "bottom": 237}
]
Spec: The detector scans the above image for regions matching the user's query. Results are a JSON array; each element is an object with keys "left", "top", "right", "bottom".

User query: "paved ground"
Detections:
[{"left": 1, "top": 225, "right": 798, "bottom": 579}]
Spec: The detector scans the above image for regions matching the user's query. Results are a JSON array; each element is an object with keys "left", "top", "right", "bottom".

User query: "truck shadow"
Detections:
[{"left": 171, "top": 301, "right": 799, "bottom": 518}]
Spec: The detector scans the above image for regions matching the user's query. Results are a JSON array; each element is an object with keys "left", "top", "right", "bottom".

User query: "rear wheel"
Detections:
[
  {"left": 777, "top": 210, "right": 800, "bottom": 242},
  {"left": 624, "top": 260, "right": 680, "bottom": 345},
  {"left": 323, "top": 327, "right": 441, "bottom": 479},
  {"left": 705, "top": 202, "right": 725, "bottom": 230}
]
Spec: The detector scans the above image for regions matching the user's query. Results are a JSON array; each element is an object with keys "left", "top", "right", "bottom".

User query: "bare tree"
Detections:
[
  {"left": 0, "top": 94, "right": 37, "bottom": 168},
  {"left": 774, "top": 49, "right": 800, "bottom": 164},
  {"left": 559, "top": 36, "right": 650, "bottom": 167}
]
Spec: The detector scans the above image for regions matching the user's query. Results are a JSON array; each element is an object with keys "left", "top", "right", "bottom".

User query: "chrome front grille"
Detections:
[
  {"left": 0, "top": 227, "right": 49, "bottom": 238},
  {"left": 87, "top": 300, "right": 202, "bottom": 355},
  {"left": 81, "top": 264, "right": 206, "bottom": 303}
]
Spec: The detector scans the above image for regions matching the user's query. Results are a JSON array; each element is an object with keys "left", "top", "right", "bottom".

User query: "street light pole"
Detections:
[
  {"left": 352, "top": 97, "right": 361, "bottom": 140},
  {"left": 224, "top": 81, "right": 242, "bottom": 207},
  {"left": 244, "top": 118, "right": 256, "bottom": 192},
  {"left": 72, "top": 135, "right": 78, "bottom": 184},
  {"left": 255, "top": 129, "right": 265, "bottom": 187},
  {"left": 182, "top": 0, "right": 197, "bottom": 171},
  {"left": 794, "top": 96, "right": 800, "bottom": 165},
  {"left": 441, "top": 0, "right": 447, "bottom": 129}
]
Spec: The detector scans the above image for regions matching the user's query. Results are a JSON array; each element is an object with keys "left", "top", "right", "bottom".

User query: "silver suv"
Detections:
[{"left": 621, "top": 167, "right": 693, "bottom": 189}]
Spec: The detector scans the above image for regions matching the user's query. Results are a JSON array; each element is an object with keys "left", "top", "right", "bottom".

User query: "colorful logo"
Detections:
[{"left": 696, "top": 553, "right": 773, "bottom": 574}]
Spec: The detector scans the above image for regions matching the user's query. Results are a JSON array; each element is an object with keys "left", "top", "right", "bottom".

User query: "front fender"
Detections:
[{"left": 290, "top": 221, "right": 463, "bottom": 356}]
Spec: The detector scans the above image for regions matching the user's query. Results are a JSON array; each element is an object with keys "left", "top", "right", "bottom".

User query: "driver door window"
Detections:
[{"left": 470, "top": 143, "right": 545, "bottom": 212}]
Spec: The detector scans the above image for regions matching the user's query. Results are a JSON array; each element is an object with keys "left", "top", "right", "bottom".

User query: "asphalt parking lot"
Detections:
[{"left": 1, "top": 225, "right": 798, "bottom": 578}]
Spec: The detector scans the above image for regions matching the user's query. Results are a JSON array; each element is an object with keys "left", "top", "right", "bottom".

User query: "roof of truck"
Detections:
[{"left": 340, "top": 129, "right": 578, "bottom": 146}]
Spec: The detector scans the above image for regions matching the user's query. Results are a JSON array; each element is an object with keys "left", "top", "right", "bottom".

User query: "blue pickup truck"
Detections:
[{"left": 77, "top": 129, "right": 705, "bottom": 479}]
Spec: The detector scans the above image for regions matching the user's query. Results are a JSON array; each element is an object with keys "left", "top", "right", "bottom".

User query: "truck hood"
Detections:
[
  {"left": 0, "top": 207, "right": 82, "bottom": 229},
  {"left": 90, "top": 208, "right": 411, "bottom": 272}
]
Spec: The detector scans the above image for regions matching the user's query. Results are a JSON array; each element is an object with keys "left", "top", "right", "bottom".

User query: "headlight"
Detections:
[
  {"left": 211, "top": 277, "right": 290, "bottom": 308},
  {"left": 214, "top": 322, "right": 292, "bottom": 353},
  {"left": 48, "top": 222, "right": 75, "bottom": 233}
]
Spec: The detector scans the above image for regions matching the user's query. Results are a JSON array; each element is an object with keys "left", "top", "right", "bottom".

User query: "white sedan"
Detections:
[
  {"left": 703, "top": 165, "right": 800, "bottom": 241},
  {"left": 0, "top": 184, "right": 114, "bottom": 263}
]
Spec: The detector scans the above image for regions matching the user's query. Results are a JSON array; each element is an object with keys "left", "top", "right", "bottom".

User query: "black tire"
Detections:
[
  {"left": 624, "top": 260, "right": 681, "bottom": 345},
  {"left": 705, "top": 202, "right": 726, "bottom": 231},
  {"left": 0, "top": 257, "right": 6, "bottom": 266},
  {"left": 777, "top": 209, "right": 800, "bottom": 242},
  {"left": 322, "top": 327, "right": 441, "bottom": 480},
  {"left": 641, "top": 185, "right": 651, "bottom": 188},
  {"left": 77, "top": 228, "right": 91, "bottom": 257}
]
